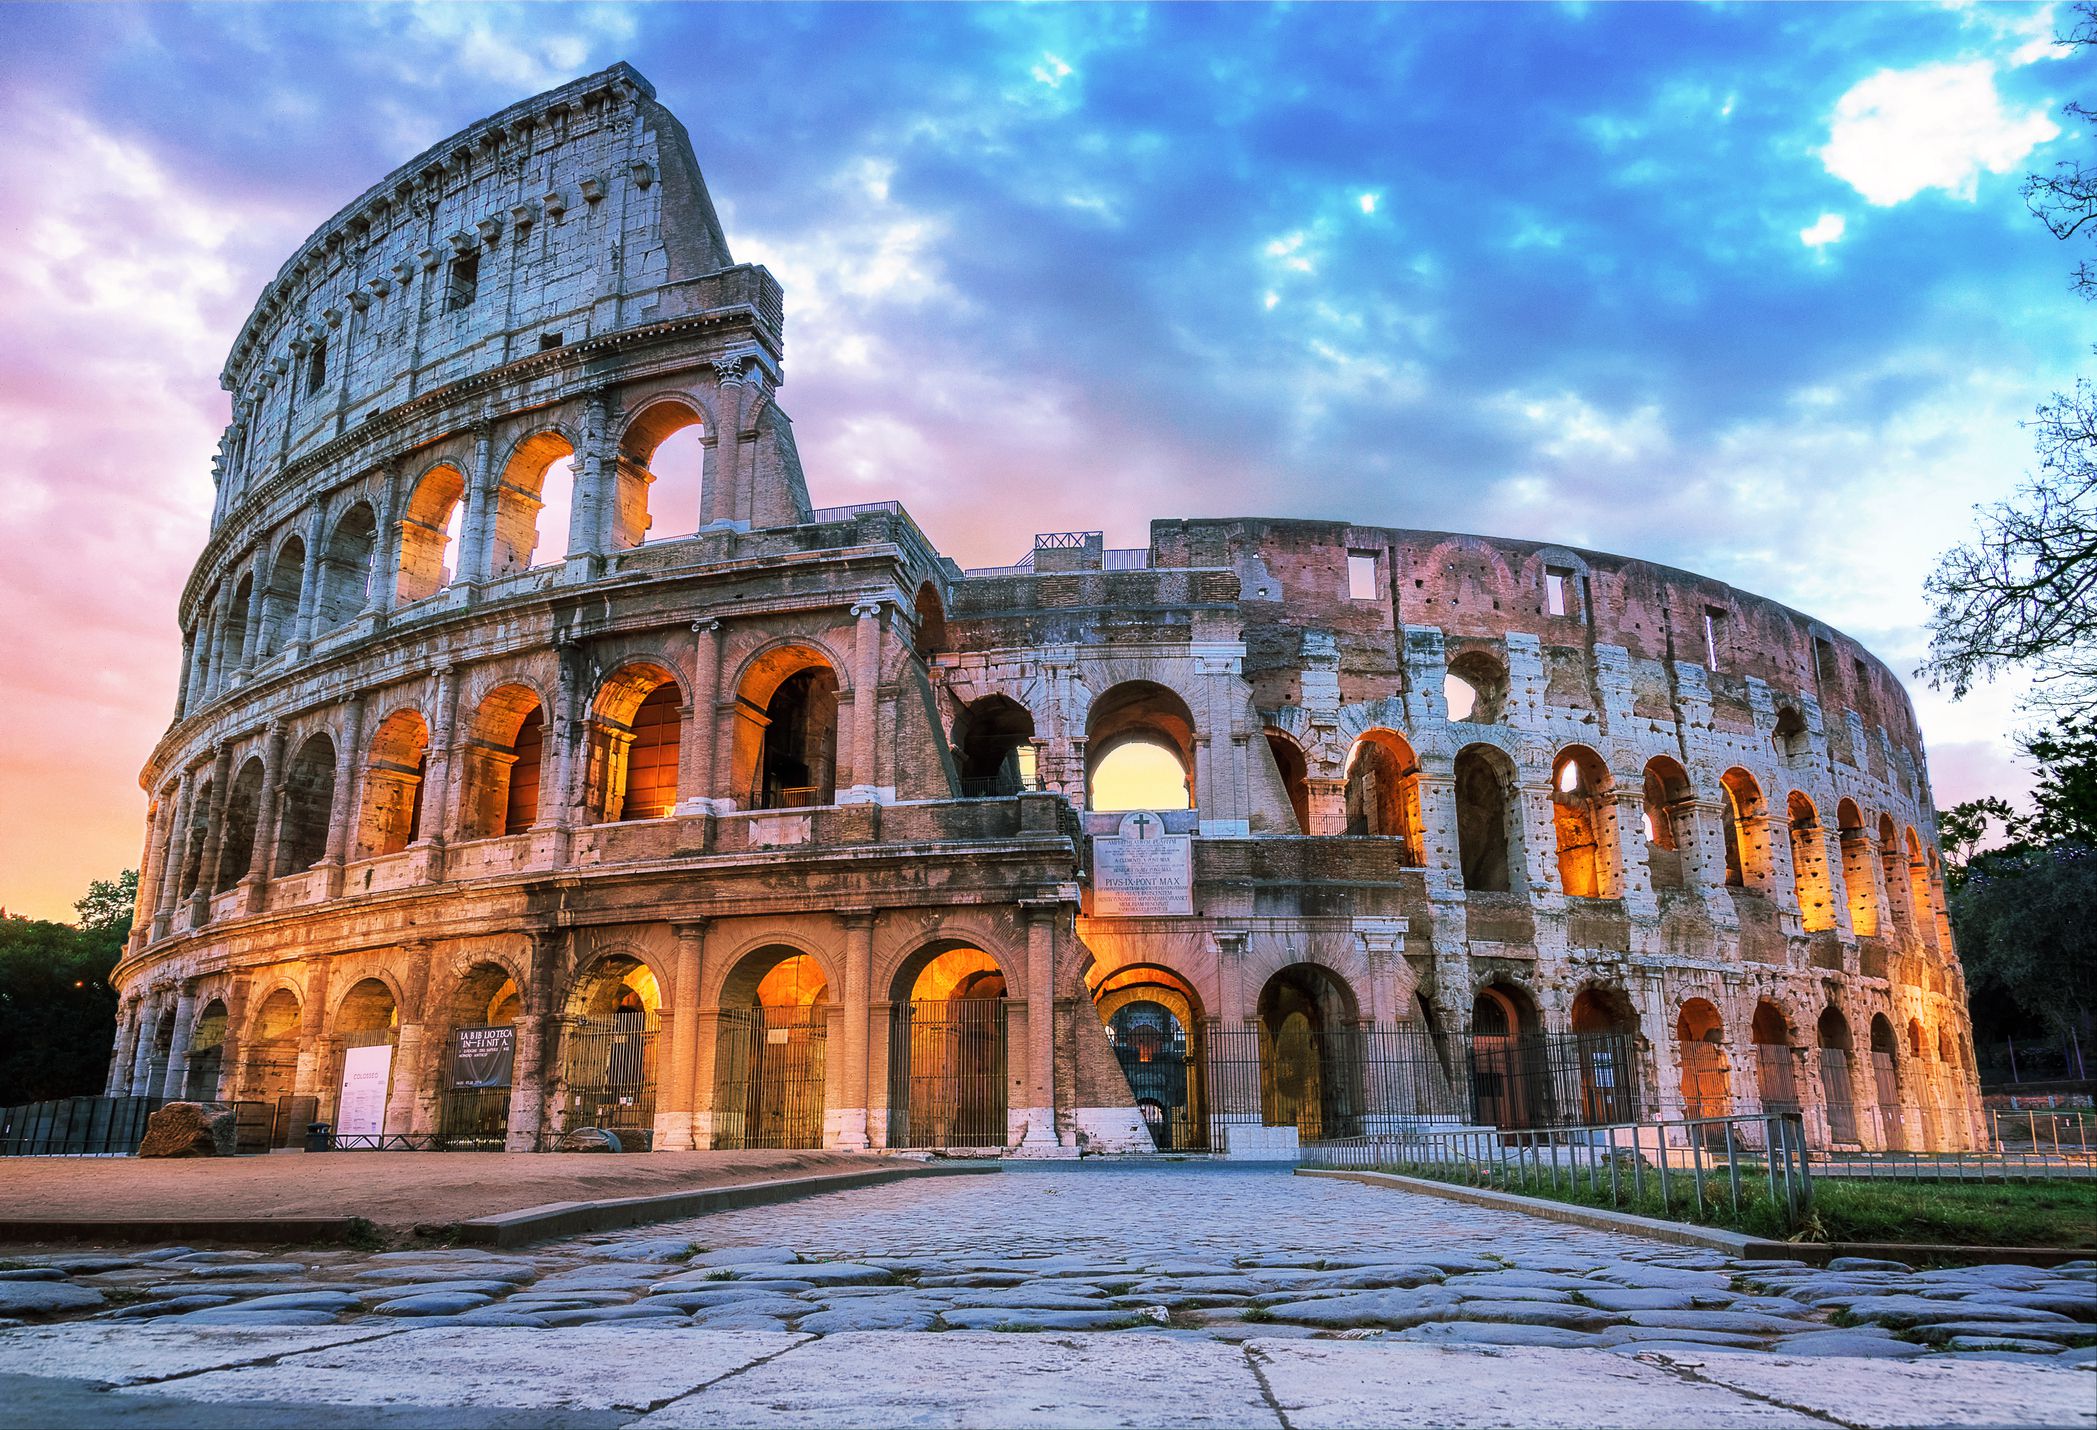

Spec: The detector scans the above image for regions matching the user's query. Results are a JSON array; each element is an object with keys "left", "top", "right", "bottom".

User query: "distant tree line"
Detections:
[{"left": 0, "top": 871, "right": 132, "bottom": 1104}]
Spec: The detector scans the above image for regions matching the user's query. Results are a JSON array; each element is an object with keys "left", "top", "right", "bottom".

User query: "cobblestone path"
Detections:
[{"left": 4, "top": 1166, "right": 2092, "bottom": 1361}]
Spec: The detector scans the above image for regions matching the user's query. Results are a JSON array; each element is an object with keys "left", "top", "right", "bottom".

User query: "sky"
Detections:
[{"left": 0, "top": 2, "right": 2087, "bottom": 922}]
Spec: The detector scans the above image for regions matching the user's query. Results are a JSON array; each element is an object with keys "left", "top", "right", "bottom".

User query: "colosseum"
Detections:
[{"left": 108, "top": 62, "right": 1983, "bottom": 1160}]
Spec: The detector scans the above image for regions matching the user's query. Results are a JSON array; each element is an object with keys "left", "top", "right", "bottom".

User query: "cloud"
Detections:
[
  {"left": 1821, "top": 61, "right": 2059, "bottom": 206},
  {"left": 1800, "top": 212, "right": 1846, "bottom": 247}
]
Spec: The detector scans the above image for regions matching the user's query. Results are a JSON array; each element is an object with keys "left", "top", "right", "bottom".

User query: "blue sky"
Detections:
[{"left": 0, "top": 2, "right": 2087, "bottom": 917}]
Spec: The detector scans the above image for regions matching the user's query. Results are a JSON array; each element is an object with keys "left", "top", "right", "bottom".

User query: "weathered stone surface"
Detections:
[
  {"left": 374, "top": 1292, "right": 495, "bottom": 1316},
  {"left": 0, "top": 1283, "right": 105, "bottom": 1316},
  {"left": 135, "top": 1102, "right": 235, "bottom": 1158}
]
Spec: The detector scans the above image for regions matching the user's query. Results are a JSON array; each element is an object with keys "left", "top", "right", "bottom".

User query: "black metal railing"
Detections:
[
  {"left": 436, "top": 1088, "right": 513, "bottom": 1149},
  {"left": 559, "top": 1012, "right": 659, "bottom": 1135},
  {"left": 889, "top": 999, "right": 1007, "bottom": 1149},
  {"left": 0, "top": 1096, "right": 165, "bottom": 1155},
  {"left": 713, "top": 1004, "right": 829, "bottom": 1149}
]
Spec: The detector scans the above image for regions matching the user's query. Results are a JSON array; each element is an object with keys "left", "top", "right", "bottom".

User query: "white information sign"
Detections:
[
  {"left": 336, "top": 1043, "right": 394, "bottom": 1138},
  {"left": 1092, "top": 811, "right": 1193, "bottom": 916}
]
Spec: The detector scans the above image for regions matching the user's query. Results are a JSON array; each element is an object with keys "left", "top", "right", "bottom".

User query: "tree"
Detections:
[
  {"left": 1923, "top": 8, "right": 2097, "bottom": 712},
  {"left": 74, "top": 869, "right": 138, "bottom": 942}
]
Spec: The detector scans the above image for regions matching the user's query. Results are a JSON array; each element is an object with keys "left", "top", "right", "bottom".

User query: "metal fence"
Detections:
[
  {"left": 1990, "top": 1108, "right": 2096, "bottom": 1157},
  {"left": 889, "top": 999, "right": 1007, "bottom": 1149},
  {"left": 559, "top": 1012, "right": 659, "bottom": 1136},
  {"left": 714, "top": 1004, "right": 829, "bottom": 1150},
  {"left": 1303, "top": 1112, "right": 1816, "bottom": 1233},
  {"left": 0, "top": 1096, "right": 274, "bottom": 1156}
]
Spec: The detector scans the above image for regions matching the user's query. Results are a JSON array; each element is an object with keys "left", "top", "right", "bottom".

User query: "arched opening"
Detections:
[
  {"left": 396, "top": 464, "right": 467, "bottom": 604},
  {"left": 185, "top": 1000, "right": 228, "bottom": 1102},
  {"left": 1257, "top": 964, "right": 1362, "bottom": 1140},
  {"left": 1469, "top": 982, "right": 1545, "bottom": 1128},
  {"left": 1877, "top": 813, "right": 1913, "bottom": 938},
  {"left": 356, "top": 710, "right": 429, "bottom": 857},
  {"left": 1094, "top": 964, "right": 1208, "bottom": 1151},
  {"left": 1551, "top": 745, "right": 1616, "bottom": 898},
  {"left": 316, "top": 503, "right": 376, "bottom": 627},
  {"left": 1904, "top": 828, "right": 1940, "bottom": 954},
  {"left": 888, "top": 945, "right": 1009, "bottom": 1149},
  {"left": 588, "top": 664, "right": 682, "bottom": 823},
  {"left": 257, "top": 536, "right": 304, "bottom": 659},
  {"left": 712, "top": 947, "right": 829, "bottom": 1150},
  {"left": 1752, "top": 1000, "right": 1800, "bottom": 1116},
  {"left": 1720, "top": 768, "right": 1771, "bottom": 893},
  {"left": 437, "top": 963, "right": 521, "bottom": 1147},
  {"left": 731, "top": 647, "right": 839, "bottom": 810},
  {"left": 460, "top": 685, "right": 545, "bottom": 839},
  {"left": 490, "top": 431, "right": 578, "bottom": 575},
  {"left": 912, "top": 582, "right": 947, "bottom": 659},
  {"left": 1087, "top": 681, "right": 1196, "bottom": 812},
  {"left": 1344, "top": 729, "right": 1422, "bottom": 862},
  {"left": 1868, "top": 1012, "right": 1905, "bottom": 1151},
  {"left": 331, "top": 978, "right": 398, "bottom": 1142},
  {"left": 1641, "top": 756, "right": 1693, "bottom": 891},
  {"left": 951, "top": 695, "right": 1036, "bottom": 797},
  {"left": 1453, "top": 744, "right": 1515, "bottom": 892},
  {"left": 177, "top": 778, "right": 213, "bottom": 898},
  {"left": 244, "top": 988, "right": 302, "bottom": 1145},
  {"left": 221, "top": 573, "right": 253, "bottom": 673},
  {"left": 1675, "top": 998, "right": 1731, "bottom": 1122},
  {"left": 214, "top": 756, "right": 266, "bottom": 893},
  {"left": 1817, "top": 1007, "right": 1859, "bottom": 1144},
  {"left": 1568, "top": 985, "right": 1640, "bottom": 1123},
  {"left": 274, "top": 733, "right": 336, "bottom": 875},
  {"left": 1785, "top": 793, "right": 1835, "bottom": 930},
  {"left": 621, "top": 399, "right": 706, "bottom": 546},
  {"left": 1265, "top": 729, "right": 1311, "bottom": 834},
  {"left": 1837, "top": 800, "right": 1880, "bottom": 935},
  {"left": 1444, "top": 649, "right": 1507, "bottom": 724},
  {"left": 558, "top": 955, "right": 661, "bottom": 1144}
]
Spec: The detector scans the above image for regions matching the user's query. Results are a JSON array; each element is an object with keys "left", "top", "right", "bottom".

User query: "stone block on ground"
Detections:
[{"left": 135, "top": 1102, "right": 236, "bottom": 1158}]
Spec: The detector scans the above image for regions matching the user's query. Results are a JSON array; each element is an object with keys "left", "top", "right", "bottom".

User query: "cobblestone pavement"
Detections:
[{"left": 2, "top": 1165, "right": 2093, "bottom": 1363}]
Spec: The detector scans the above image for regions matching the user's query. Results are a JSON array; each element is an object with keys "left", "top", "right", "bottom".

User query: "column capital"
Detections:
[
  {"left": 836, "top": 908, "right": 877, "bottom": 929},
  {"left": 850, "top": 598, "right": 886, "bottom": 620},
  {"left": 671, "top": 919, "right": 710, "bottom": 941},
  {"left": 690, "top": 617, "right": 722, "bottom": 635}
]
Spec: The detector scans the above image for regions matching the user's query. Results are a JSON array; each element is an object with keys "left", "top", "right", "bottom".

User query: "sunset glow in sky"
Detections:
[{"left": 0, "top": 3, "right": 2087, "bottom": 921}]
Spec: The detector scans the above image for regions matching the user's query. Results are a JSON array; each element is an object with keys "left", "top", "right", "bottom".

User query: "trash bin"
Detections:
[{"left": 304, "top": 1122, "right": 332, "bottom": 1152}]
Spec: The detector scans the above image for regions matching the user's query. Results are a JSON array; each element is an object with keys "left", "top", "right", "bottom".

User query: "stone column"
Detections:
[
  {"left": 292, "top": 961, "right": 332, "bottom": 1104},
  {"left": 366, "top": 465, "right": 403, "bottom": 619},
  {"left": 128, "top": 996, "right": 164, "bottom": 1096},
  {"left": 458, "top": 424, "right": 496, "bottom": 587},
  {"left": 674, "top": 619, "right": 722, "bottom": 814},
  {"left": 657, "top": 920, "right": 708, "bottom": 1150},
  {"left": 1610, "top": 787, "right": 1658, "bottom": 917},
  {"left": 174, "top": 630, "right": 195, "bottom": 722},
  {"left": 832, "top": 912, "right": 874, "bottom": 1150},
  {"left": 386, "top": 943, "right": 431, "bottom": 1137},
  {"left": 193, "top": 744, "right": 235, "bottom": 917},
  {"left": 417, "top": 665, "right": 459, "bottom": 860},
  {"left": 322, "top": 696, "right": 366, "bottom": 895},
  {"left": 238, "top": 558, "right": 268, "bottom": 672},
  {"left": 218, "top": 975, "right": 252, "bottom": 1101},
  {"left": 546, "top": 642, "right": 588, "bottom": 839},
  {"left": 576, "top": 388, "right": 613, "bottom": 562},
  {"left": 843, "top": 600, "right": 884, "bottom": 803},
  {"left": 1014, "top": 906, "right": 1062, "bottom": 1153},
  {"left": 706, "top": 361, "right": 747, "bottom": 527},
  {"left": 293, "top": 508, "right": 327, "bottom": 648},
  {"left": 160, "top": 984, "right": 199, "bottom": 1101},
  {"left": 507, "top": 929, "right": 563, "bottom": 1150},
  {"left": 242, "top": 722, "right": 288, "bottom": 910},
  {"left": 107, "top": 997, "right": 140, "bottom": 1096}
]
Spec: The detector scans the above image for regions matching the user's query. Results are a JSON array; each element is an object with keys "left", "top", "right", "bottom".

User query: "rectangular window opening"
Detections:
[
  {"left": 1346, "top": 551, "right": 1379, "bottom": 602},
  {"left": 539, "top": 331, "right": 564, "bottom": 351},
  {"left": 1814, "top": 637, "right": 1839, "bottom": 689},
  {"left": 305, "top": 338, "right": 327, "bottom": 397},
  {"left": 1545, "top": 565, "right": 1574, "bottom": 618},
  {"left": 1704, "top": 606, "right": 1729, "bottom": 669},
  {"left": 446, "top": 252, "right": 480, "bottom": 312}
]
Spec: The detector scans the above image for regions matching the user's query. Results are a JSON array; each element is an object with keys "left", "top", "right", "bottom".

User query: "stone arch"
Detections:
[
  {"left": 1903, "top": 827, "right": 1941, "bottom": 954},
  {"left": 710, "top": 942, "right": 832, "bottom": 1151},
  {"left": 888, "top": 938, "right": 1012, "bottom": 1150},
  {"left": 1877, "top": 812, "right": 1914, "bottom": 938},
  {"left": 185, "top": 998, "right": 230, "bottom": 1101},
  {"left": 1750, "top": 997, "right": 1802, "bottom": 1114},
  {"left": 329, "top": 975, "right": 400, "bottom": 1137},
  {"left": 1867, "top": 1011, "right": 1905, "bottom": 1150},
  {"left": 490, "top": 428, "right": 578, "bottom": 576},
  {"left": 1787, "top": 792, "right": 1836, "bottom": 931},
  {"left": 1550, "top": 744, "right": 1617, "bottom": 898},
  {"left": 587, "top": 662, "right": 682, "bottom": 823},
  {"left": 912, "top": 581, "right": 947, "bottom": 659},
  {"left": 1256, "top": 963, "right": 1363, "bottom": 1140},
  {"left": 1453, "top": 743, "right": 1517, "bottom": 892},
  {"left": 1263, "top": 727, "right": 1311, "bottom": 834},
  {"left": 1444, "top": 647, "right": 1509, "bottom": 724},
  {"left": 1470, "top": 979, "right": 1544, "bottom": 1128},
  {"left": 1719, "top": 767, "right": 1773, "bottom": 894},
  {"left": 1568, "top": 982, "right": 1641, "bottom": 1123},
  {"left": 221, "top": 570, "right": 253, "bottom": 677},
  {"left": 215, "top": 755, "right": 266, "bottom": 892},
  {"left": 557, "top": 951, "right": 662, "bottom": 1141},
  {"left": 951, "top": 694, "right": 1037, "bottom": 796},
  {"left": 1817, "top": 1006, "right": 1860, "bottom": 1143},
  {"left": 1345, "top": 728, "right": 1422, "bottom": 863},
  {"left": 1675, "top": 997, "right": 1731, "bottom": 1120},
  {"left": 274, "top": 732, "right": 336, "bottom": 875},
  {"left": 619, "top": 392, "right": 710, "bottom": 547},
  {"left": 460, "top": 682, "right": 546, "bottom": 838},
  {"left": 243, "top": 985, "right": 302, "bottom": 1126},
  {"left": 1837, "top": 798, "right": 1880, "bottom": 935},
  {"left": 1641, "top": 755, "right": 1694, "bottom": 890},
  {"left": 1095, "top": 963, "right": 1208, "bottom": 1151},
  {"left": 432, "top": 958, "right": 524, "bottom": 1144},
  {"left": 1770, "top": 706, "right": 1809, "bottom": 759},
  {"left": 257, "top": 534, "right": 305, "bottom": 659},
  {"left": 396, "top": 462, "right": 467, "bottom": 603},
  {"left": 1087, "top": 679, "right": 1198, "bottom": 812},
  {"left": 356, "top": 708, "right": 429, "bottom": 857},
  {"left": 178, "top": 775, "right": 213, "bottom": 897},
  {"left": 316, "top": 501, "right": 377, "bottom": 627},
  {"left": 728, "top": 641, "right": 842, "bottom": 811}
]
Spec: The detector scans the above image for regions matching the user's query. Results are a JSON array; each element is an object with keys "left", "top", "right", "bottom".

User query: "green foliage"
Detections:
[
  {"left": 72, "top": 870, "right": 138, "bottom": 942},
  {"left": 1949, "top": 843, "right": 2097, "bottom": 1043},
  {"left": 0, "top": 873, "right": 131, "bottom": 1104}
]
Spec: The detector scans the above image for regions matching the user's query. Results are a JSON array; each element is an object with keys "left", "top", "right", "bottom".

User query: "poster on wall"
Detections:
[
  {"left": 335, "top": 1043, "right": 393, "bottom": 1138},
  {"left": 447, "top": 1025, "right": 515, "bottom": 1089},
  {"left": 1092, "top": 810, "right": 1193, "bottom": 916}
]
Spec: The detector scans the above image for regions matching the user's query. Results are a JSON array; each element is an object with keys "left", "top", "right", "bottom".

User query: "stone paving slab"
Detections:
[
  {"left": 0, "top": 1323, "right": 392, "bottom": 1385},
  {"left": 1685, "top": 1351, "right": 2097, "bottom": 1428}
]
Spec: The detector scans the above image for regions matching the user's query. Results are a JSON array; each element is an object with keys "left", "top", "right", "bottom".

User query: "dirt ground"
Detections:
[{"left": 0, "top": 1149, "right": 873, "bottom": 1232}]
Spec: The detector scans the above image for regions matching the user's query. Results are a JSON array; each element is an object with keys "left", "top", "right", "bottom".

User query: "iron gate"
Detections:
[
  {"left": 889, "top": 999, "right": 1007, "bottom": 1148},
  {"left": 1107, "top": 1010, "right": 1207, "bottom": 1150},
  {"left": 1820, "top": 1048, "right": 1860, "bottom": 1143},
  {"left": 560, "top": 1010, "right": 658, "bottom": 1136},
  {"left": 713, "top": 1004, "right": 829, "bottom": 1149},
  {"left": 1467, "top": 1032, "right": 1638, "bottom": 1130}
]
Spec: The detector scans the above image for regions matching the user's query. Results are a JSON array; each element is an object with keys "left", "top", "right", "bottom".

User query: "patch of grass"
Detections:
[
  {"left": 1242, "top": 1305, "right": 1277, "bottom": 1324},
  {"left": 342, "top": 1217, "right": 387, "bottom": 1251},
  {"left": 99, "top": 1287, "right": 154, "bottom": 1306},
  {"left": 1099, "top": 1281, "right": 1135, "bottom": 1296},
  {"left": 1808, "top": 1179, "right": 2097, "bottom": 1250},
  {"left": 991, "top": 1322, "right": 1043, "bottom": 1334},
  {"left": 667, "top": 1244, "right": 703, "bottom": 1263},
  {"left": 704, "top": 1269, "right": 736, "bottom": 1282}
]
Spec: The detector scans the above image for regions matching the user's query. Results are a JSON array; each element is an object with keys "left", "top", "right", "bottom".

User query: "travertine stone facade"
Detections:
[{"left": 111, "top": 64, "right": 1983, "bottom": 1157}]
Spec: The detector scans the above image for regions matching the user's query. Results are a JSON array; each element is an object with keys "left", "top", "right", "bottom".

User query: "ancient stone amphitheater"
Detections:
[{"left": 109, "top": 63, "right": 1981, "bottom": 1159}]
